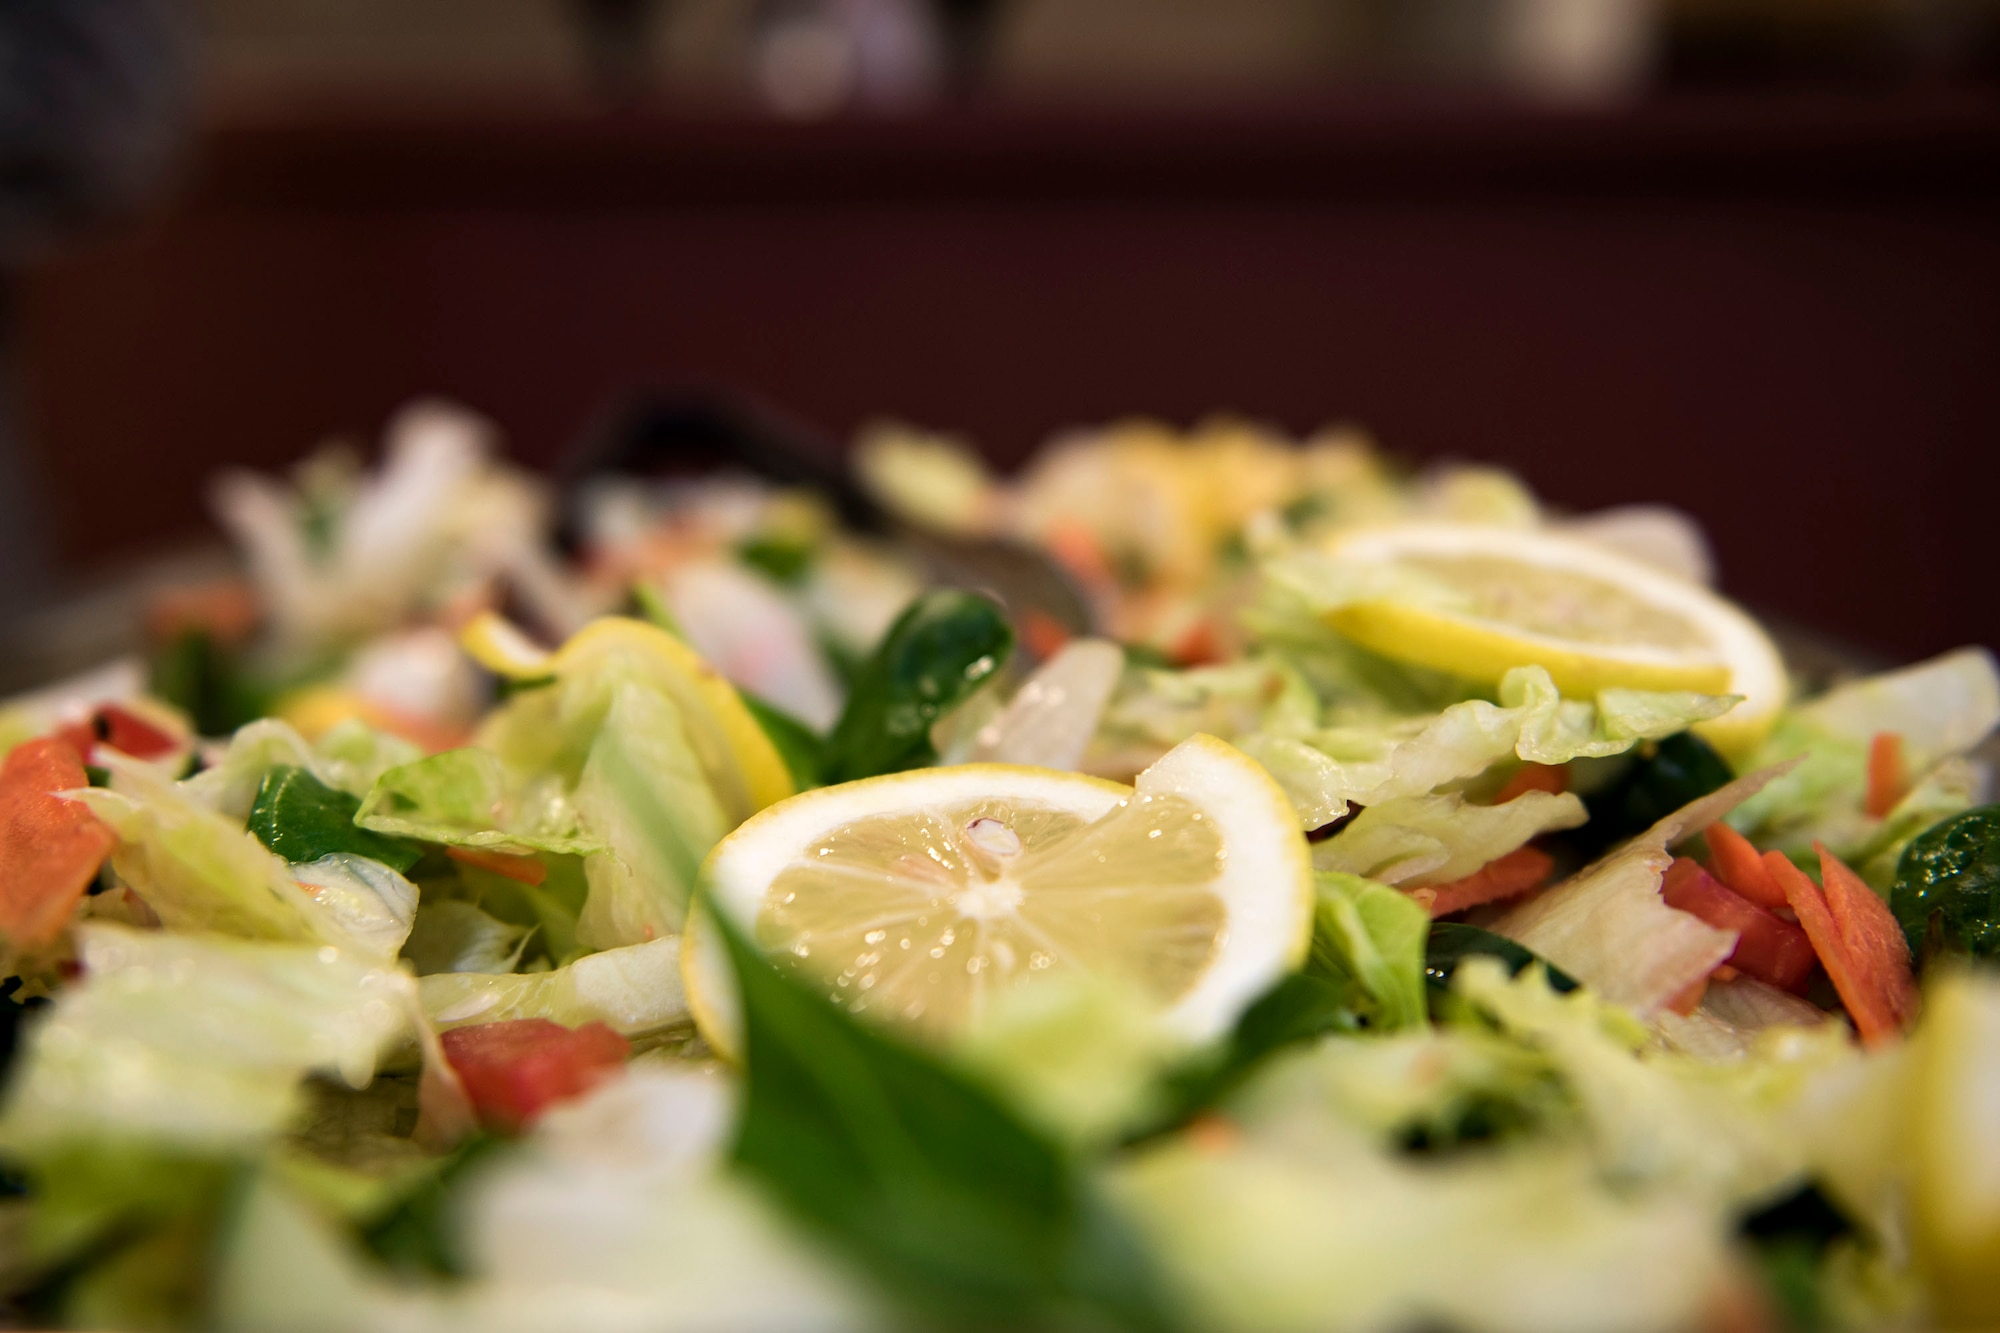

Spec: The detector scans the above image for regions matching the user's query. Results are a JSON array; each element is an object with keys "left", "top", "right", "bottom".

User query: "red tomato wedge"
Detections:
[
  {"left": 1700, "top": 822, "right": 1787, "bottom": 912},
  {"left": 1816, "top": 843, "right": 1919, "bottom": 1027},
  {"left": 1864, "top": 732, "right": 1907, "bottom": 819},
  {"left": 1765, "top": 850, "right": 1899, "bottom": 1046},
  {"left": 440, "top": 1018, "right": 630, "bottom": 1134},
  {"left": 1421, "top": 846, "right": 1553, "bottom": 918},
  {"left": 51, "top": 705, "right": 182, "bottom": 762},
  {"left": 1660, "top": 857, "right": 1816, "bottom": 993},
  {"left": 1492, "top": 763, "right": 1569, "bottom": 805},
  {"left": 0, "top": 739, "right": 115, "bottom": 952}
]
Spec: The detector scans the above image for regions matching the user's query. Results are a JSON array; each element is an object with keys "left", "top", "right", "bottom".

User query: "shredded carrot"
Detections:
[
  {"left": 0, "top": 739, "right": 115, "bottom": 952},
  {"left": 1492, "top": 763, "right": 1568, "bottom": 805},
  {"left": 447, "top": 846, "right": 548, "bottom": 886},
  {"left": 1701, "top": 822, "right": 1787, "bottom": 912},
  {"left": 1171, "top": 616, "right": 1226, "bottom": 667},
  {"left": 1864, "top": 732, "right": 1907, "bottom": 819},
  {"left": 1044, "top": 520, "right": 1116, "bottom": 590},
  {"left": 1816, "top": 843, "right": 1919, "bottom": 1027},
  {"left": 1420, "top": 846, "right": 1553, "bottom": 918},
  {"left": 145, "top": 577, "right": 260, "bottom": 644},
  {"left": 1764, "top": 850, "right": 1897, "bottom": 1046},
  {"left": 1665, "top": 974, "right": 1710, "bottom": 1016},
  {"left": 1185, "top": 1113, "right": 1240, "bottom": 1155},
  {"left": 1020, "top": 609, "right": 1074, "bottom": 662}
]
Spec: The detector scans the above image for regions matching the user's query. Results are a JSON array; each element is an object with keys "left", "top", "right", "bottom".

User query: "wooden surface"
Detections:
[{"left": 19, "top": 91, "right": 2000, "bottom": 660}]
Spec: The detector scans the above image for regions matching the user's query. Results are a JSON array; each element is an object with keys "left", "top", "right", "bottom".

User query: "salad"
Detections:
[{"left": 2, "top": 400, "right": 1998, "bottom": 1333}]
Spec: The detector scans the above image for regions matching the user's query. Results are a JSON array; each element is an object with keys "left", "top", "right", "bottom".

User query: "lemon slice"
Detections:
[
  {"left": 1320, "top": 523, "right": 1786, "bottom": 755},
  {"left": 460, "top": 612, "right": 794, "bottom": 820},
  {"left": 683, "top": 733, "right": 1313, "bottom": 1056}
]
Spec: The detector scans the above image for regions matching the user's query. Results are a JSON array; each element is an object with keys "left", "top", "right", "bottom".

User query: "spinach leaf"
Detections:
[
  {"left": 148, "top": 630, "right": 274, "bottom": 738},
  {"left": 822, "top": 591, "right": 1012, "bottom": 784},
  {"left": 1423, "top": 922, "right": 1579, "bottom": 999},
  {"left": 713, "top": 905, "right": 1173, "bottom": 1331},
  {"left": 1573, "top": 731, "right": 1733, "bottom": 857},
  {"left": 359, "top": 1134, "right": 508, "bottom": 1279},
  {"left": 735, "top": 535, "right": 816, "bottom": 586},
  {"left": 247, "top": 767, "right": 424, "bottom": 874},
  {"left": 1135, "top": 971, "right": 1358, "bottom": 1140}
]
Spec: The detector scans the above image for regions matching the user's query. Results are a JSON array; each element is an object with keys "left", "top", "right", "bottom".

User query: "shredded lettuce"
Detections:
[
  {"left": 1244, "top": 665, "right": 1735, "bottom": 828},
  {"left": 1313, "top": 789, "right": 1585, "bottom": 886},
  {"left": 571, "top": 681, "right": 728, "bottom": 946},
  {"left": 1493, "top": 765, "right": 1792, "bottom": 1017},
  {"left": 0, "top": 924, "right": 413, "bottom": 1154},
  {"left": 290, "top": 854, "right": 420, "bottom": 960},
  {"left": 356, "top": 749, "right": 601, "bottom": 856},
  {"left": 418, "top": 935, "right": 687, "bottom": 1039},
  {"left": 1310, "top": 872, "right": 1429, "bottom": 1031},
  {"left": 71, "top": 755, "right": 381, "bottom": 956},
  {"left": 401, "top": 900, "right": 531, "bottom": 976}
]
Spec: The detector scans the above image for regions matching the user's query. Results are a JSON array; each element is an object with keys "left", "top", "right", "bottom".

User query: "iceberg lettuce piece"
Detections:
[
  {"left": 1314, "top": 789, "right": 1585, "bottom": 886},
  {"left": 70, "top": 754, "right": 370, "bottom": 953},
  {"left": 419, "top": 935, "right": 686, "bottom": 1039},
  {"left": 0, "top": 924, "right": 413, "bottom": 1154},
  {"left": 291, "top": 854, "right": 419, "bottom": 960},
  {"left": 356, "top": 748, "right": 601, "bottom": 856},
  {"left": 1243, "top": 665, "right": 1735, "bottom": 828},
  {"left": 1493, "top": 765, "right": 1792, "bottom": 1017},
  {"left": 1732, "top": 647, "right": 2000, "bottom": 860},
  {"left": 184, "top": 718, "right": 424, "bottom": 821},
  {"left": 1311, "top": 873, "right": 1429, "bottom": 1031},
  {"left": 571, "top": 680, "right": 728, "bottom": 947},
  {"left": 402, "top": 899, "right": 531, "bottom": 975}
]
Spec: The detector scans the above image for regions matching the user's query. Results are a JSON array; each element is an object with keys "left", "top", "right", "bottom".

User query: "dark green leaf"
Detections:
[
  {"left": 1891, "top": 804, "right": 2000, "bottom": 969},
  {"left": 147, "top": 631, "right": 274, "bottom": 738},
  {"left": 1574, "top": 731, "right": 1733, "bottom": 857},
  {"left": 741, "top": 693, "right": 825, "bottom": 790},
  {"left": 246, "top": 767, "right": 423, "bottom": 874},
  {"left": 735, "top": 535, "right": 816, "bottom": 586},
  {"left": 358, "top": 1134, "right": 507, "bottom": 1280},
  {"left": 822, "top": 591, "right": 1013, "bottom": 784},
  {"left": 1423, "top": 923, "right": 1579, "bottom": 1000},
  {"left": 1134, "top": 972, "right": 1358, "bottom": 1141},
  {"left": 714, "top": 905, "right": 1173, "bottom": 1331}
]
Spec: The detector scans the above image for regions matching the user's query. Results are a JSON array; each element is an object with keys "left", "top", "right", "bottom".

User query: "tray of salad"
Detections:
[{"left": 0, "top": 398, "right": 1996, "bottom": 1332}]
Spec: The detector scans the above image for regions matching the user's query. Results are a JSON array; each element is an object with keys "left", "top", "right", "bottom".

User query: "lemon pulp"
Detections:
[{"left": 758, "top": 793, "right": 1226, "bottom": 1035}]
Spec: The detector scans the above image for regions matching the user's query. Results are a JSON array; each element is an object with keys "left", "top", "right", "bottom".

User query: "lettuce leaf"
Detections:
[
  {"left": 401, "top": 900, "right": 531, "bottom": 976},
  {"left": 1310, "top": 873, "right": 1429, "bottom": 1031},
  {"left": 184, "top": 719, "right": 421, "bottom": 821},
  {"left": 418, "top": 935, "right": 687, "bottom": 1039},
  {"left": 1313, "top": 790, "right": 1585, "bottom": 886},
  {"left": 355, "top": 749, "right": 601, "bottom": 857},
  {"left": 70, "top": 755, "right": 375, "bottom": 955},
  {"left": 571, "top": 680, "right": 729, "bottom": 946},
  {"left": 1244, "top": 665, "right": 1735, "bottom": 828},
  {"left": 0, "top": 924, "right": 413, "bottom": 1154},
  {"left": 290, "top": 854, "right": 419, "bottom": 960},
  {"left": 1493, "top": 765, "right": 1792, "bottom": 1017}
]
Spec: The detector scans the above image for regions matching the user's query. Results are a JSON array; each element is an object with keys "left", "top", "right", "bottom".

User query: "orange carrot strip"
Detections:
[
  {"left": 1702, "top": 822, "right": 1787, "bottom": 912},
  {"left": 1492, "top": 763, "right": 1568, "bottom": 805},
  {"left": 1665, "top": 974, "right": 1710, "bottom": 1016},
  {"left": 447, "top": 846, "right": 548, "bottom": 886},
  {"left": 1815, "top": 843, "right": 1919, "bottom": 1027},
  {"left": 1764, "top": 850, "right": 1897, "bottom": 1046},
  {"left": 1171, "top": 617, "right": 1225, "bottom": 667},
  {"left": 0, "top": 739, "right": 115, "bottom": 952},
  {"left": 1020, "top": 609, "right": 1074, "bottom": 662},
  {"left": 1420, "top": 846, "right": 1553, "bottom": 918},
  {"left": 1044, "top": 520, "right": 1116, "bottom": 590},
  {"left": 1864, "top": 732, "right": 1907, "bottom": 819}
]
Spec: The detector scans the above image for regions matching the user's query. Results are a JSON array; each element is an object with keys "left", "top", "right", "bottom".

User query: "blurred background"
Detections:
[{"left": 4, "top": 0, "right": 1999, "bottom": 670}]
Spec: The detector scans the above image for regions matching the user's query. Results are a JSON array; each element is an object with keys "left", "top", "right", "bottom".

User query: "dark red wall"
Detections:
[{"left": 21, "top": 93, "right": 2000, "bottom": 660}]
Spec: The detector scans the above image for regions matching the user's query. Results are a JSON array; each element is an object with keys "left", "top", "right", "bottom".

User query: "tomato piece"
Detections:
[
  {"left": 1766, "top": 850, "right": 1898, "bottom": 1046},
  {"left": 1816, "top": 843, "right": 1919, "bottom": 1027},
  {"left": 440, "top": 1018, "right": 630, "bottom": 1133},
  {"left": 1492, "top": 763, "right": 1568, "bottom": 805},
  {"left": 97, "top": 705, "right": 181, "bottom": 760},
  {"left": 1019, "top": 610, "right": 1074, "bottom": 662},
  {"left": 0, "top": 739, "right": 115, "bottom": 952},
  {"left": 1660, "top": 856, "right": 1816, "bottom": 993},
  {"left": 1421, "top": 846, "right": 1553, "bottom": 918},
  {"left": 1700, "top": 822, "right": 1787, "bottom": 912}
]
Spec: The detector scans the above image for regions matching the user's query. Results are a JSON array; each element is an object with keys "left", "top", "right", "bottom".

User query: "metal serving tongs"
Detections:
[{"left": 552, "top": 390, "right": 1097, "bottom": 649}]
